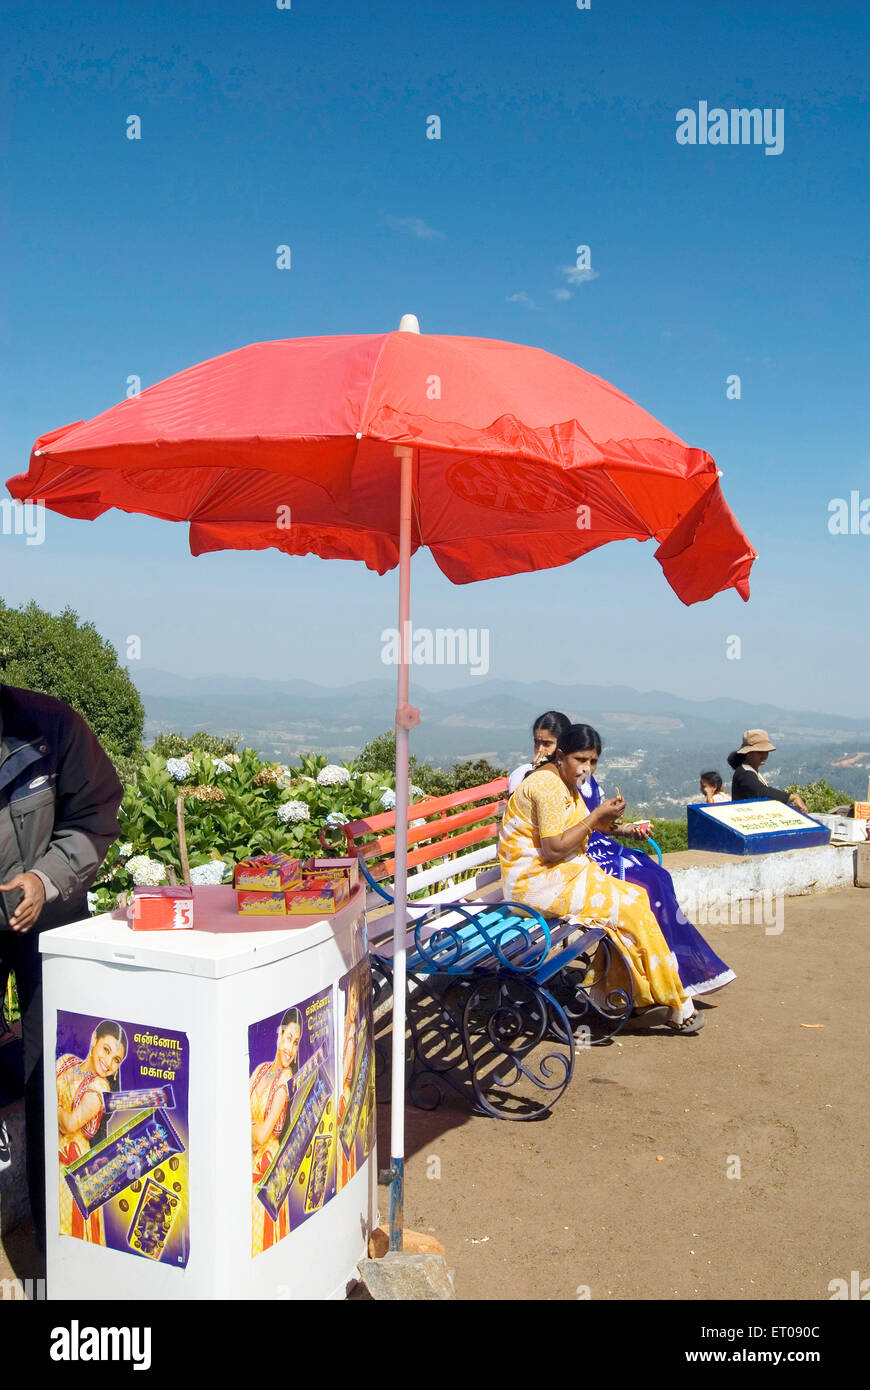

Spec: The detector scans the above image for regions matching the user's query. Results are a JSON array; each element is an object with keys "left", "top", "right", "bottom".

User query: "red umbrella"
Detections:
[
  {"left": 9, "top": 322, "right": 755, "bottom": 601},
  {"left": 7, "top": 315, "right": 756, "bottom": 1250}
]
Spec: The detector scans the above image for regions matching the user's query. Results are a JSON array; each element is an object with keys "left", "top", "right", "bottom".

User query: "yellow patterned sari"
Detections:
[
  {"left": 498, "top": 767, "right": 692, "bottom": 1023},
  {"left": 56, "top": 1054, "right": 109, "bottom": 1244},
  {"left": 250, "top": 1061, "right": 291, "bottom": 1255}
]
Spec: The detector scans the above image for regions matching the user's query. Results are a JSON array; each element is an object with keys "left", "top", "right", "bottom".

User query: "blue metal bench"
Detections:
[{"left": 324, "top": 780, "right": 634, "bottom": 1120}]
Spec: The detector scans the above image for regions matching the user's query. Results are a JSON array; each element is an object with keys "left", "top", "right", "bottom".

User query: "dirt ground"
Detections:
[{"left": 376, "top": 887, "right": 870, "bottom": 1300}]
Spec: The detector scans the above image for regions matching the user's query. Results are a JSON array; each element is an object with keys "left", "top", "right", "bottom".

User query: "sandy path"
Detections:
[{"left": 376, "top": 887, "right": 870, "bottom": 1300}]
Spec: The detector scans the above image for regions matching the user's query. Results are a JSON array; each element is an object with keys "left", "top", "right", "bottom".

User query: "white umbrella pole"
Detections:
[{"left": 389, "top": 440, "right": 416, "bottom": 1251}]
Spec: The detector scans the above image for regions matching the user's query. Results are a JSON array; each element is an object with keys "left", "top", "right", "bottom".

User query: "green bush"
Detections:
[
  {"left": 90, "top": 747, "right": 402, "bottom": 912},
  {"left": 611, "top": 818, "right": 688, "bottom": 856},
  {"left": 356, "top": 730, "right": 506, "bottom": 797},
  {"left": 784, "top": 780, "right": 852, "bottom": 813},
  {"left": 152, "top": 731, "right": 242, "bottom": 759}
]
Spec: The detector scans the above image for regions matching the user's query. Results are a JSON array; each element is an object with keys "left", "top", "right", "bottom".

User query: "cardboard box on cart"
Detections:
[{"left": 856, "top": 842, "right": 870, "bottom": 888}]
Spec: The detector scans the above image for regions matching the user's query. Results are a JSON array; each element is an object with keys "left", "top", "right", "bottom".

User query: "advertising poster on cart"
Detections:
[
  {"left": 55, "top": 1011, "right": 190, "bottom": 1267},
  {"left": 248, "top": 985, "right": 336, "bottom": 1256},
  {"left": 336, "top": 959, "right": 376, "bottom": 1191}
]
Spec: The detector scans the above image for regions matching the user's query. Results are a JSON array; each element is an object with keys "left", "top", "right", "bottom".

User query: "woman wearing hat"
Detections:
[{"left": 726, "top": 730, "right": 809, "bottom": 812}]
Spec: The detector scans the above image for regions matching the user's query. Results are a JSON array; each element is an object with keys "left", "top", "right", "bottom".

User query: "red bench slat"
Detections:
[
  {"left": 348, "top": 799, "right": 505, "bottom": 862},
  {"left": 340, "top": 777, "right": 509, "bottom": 844},
  {"left": 381, "top": 821, "right": 503, "bottom": 877}
]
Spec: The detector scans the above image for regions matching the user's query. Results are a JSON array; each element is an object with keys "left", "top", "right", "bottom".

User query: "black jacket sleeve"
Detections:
[
  {"left": 31, "top": 710, "right": 124, "bottom": 900},
  {"left": 730, "top": 765, "right": 792, "bottom": 804}
]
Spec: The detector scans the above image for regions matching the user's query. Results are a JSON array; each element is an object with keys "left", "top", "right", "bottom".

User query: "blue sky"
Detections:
[{"left": 2, "top": 0, "right": 868, "bottom": 716}]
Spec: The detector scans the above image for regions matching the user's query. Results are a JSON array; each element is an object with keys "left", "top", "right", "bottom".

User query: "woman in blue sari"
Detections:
[{"left": 510, "top": 715, "right": 734, "bottom": 997}]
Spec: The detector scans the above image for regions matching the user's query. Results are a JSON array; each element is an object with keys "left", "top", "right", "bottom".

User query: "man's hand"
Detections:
[{"left": 0, "top": 872, "right": 47, "bottom": 933}]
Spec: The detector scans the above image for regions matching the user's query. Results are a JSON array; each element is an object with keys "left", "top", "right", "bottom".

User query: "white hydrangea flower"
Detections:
[
  {"left": 410, "top": 784, "right": 426, "bottom": 799},
  {"left": 278, "top": 800, "right": 310, "bottom": 824},
  {"left": 189, "top": 860, "right": 228, "bottom": 886},
  {"left": 166, "top": 758, "right": 192, "bottom": 781},
  {"left": 126, "top": 855, "right": 168, "bottom": 886},
  {"left": 379, "top": 787, "right": 397, "bottom": 810},
  {"left": 316, "top": 764, "right": 351, "bottom": 786},
  {"left": 211, "top": 758, "right": 232, "bottom": 775},
  {"left": 325, "top": 811, "right": 349, "bottom": 827},
  {"left": 117, "top": 842, "right": 133, "bottom": 859},
  {"left": 87, "top": 891, "right": 99, "bottom": 912}
]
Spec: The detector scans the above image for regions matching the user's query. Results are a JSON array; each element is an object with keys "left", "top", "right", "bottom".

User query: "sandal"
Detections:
[{"left": 667, "top": 1011, "right": 705, "bottom": 1035}]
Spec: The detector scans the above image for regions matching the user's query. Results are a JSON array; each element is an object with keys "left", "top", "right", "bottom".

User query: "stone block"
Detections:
[{"left": 355, "top": 1252, "right": 456, "bottom": 1300}]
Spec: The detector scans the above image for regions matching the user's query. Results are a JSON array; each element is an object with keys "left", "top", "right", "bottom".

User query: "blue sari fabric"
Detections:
[{"left": 581, "top": 776, "right": 734, "bottom": 996}]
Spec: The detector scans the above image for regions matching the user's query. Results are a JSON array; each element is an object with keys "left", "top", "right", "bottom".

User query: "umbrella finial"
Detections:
[{"left": 397, "top": 314, "right": 421, "bottom": 334}]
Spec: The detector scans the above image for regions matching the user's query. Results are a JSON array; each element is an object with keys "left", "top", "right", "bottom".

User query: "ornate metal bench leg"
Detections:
[
  {"left": 551, "top": 939, "right": 634, "bottom": 1044},
  {"left": 405, "top": 975, "right": 473, "bottom": 1112},
  {"left": 461, "top": 974, "right": 574, "bottom": 1120},
  {"left": 370, "top": 956, "right": 394, "bottom": 1089}
]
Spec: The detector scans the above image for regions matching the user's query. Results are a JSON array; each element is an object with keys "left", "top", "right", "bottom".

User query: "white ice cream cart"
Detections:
[{"left": 41, "top": 884, "right": 376, "bottom": 1299}]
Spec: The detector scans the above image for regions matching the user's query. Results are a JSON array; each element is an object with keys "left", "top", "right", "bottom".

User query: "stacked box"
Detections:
[
  {"left": 285, "top": 877, "right": 349, "bottom": 916},
  {"left": 237, "top": 889, "right": 288, "bottom": 916},
  {"left": 234, "top": 854, "right": 304, "bottom": 890},
  {"left": 304, "top": 857, "right": 360, "bottom": 891},
  {"left": 856, "top": 843, "right": 870, "bottom": 889}
]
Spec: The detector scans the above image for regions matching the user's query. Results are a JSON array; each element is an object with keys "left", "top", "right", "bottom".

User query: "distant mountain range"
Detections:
[{"left": 136, "top": 669, "right": 870, "bottom": 815}]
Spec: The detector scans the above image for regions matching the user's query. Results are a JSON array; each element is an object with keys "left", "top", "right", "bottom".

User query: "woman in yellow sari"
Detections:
[
  {"left": 250, "top": 1007, "right": 302, "bottom": 1254},
  {"left": 499, "top": 724, "right": 703, "bottom": 1032},
  {"left": 56, "top": 1021, "right": 128, "bottom": 1242}
]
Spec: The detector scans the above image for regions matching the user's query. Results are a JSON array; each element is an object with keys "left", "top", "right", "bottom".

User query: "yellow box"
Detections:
[
  {"left": 285, "top": 879, "right": 348, "bottom": 915},
  {"left": 236, "top": 889, "right": 287, "bottom": 915}
]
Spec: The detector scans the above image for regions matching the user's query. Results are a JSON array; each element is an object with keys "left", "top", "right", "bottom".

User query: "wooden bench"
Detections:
[{"left": 320, "top": 778, "right": 635, "bottom": 1120}]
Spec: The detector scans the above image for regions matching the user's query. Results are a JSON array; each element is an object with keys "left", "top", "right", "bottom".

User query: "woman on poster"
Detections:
[
  {"left": 56, "top": 1020, "right": 128, "bottom": 1242},
  {"left": 250, "top": 1007, "right": 302, "bottom": 1254}
]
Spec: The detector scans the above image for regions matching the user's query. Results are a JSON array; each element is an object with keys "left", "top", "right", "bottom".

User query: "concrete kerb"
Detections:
[{"left": 664, "top": 843, "right": 859, "bottom": 929}]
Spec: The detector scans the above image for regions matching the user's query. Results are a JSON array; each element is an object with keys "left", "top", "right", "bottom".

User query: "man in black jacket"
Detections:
[
  {"left": 0, "top": 685, "right": 123, "bottom": 1248},
  {"left": 727, "top": 729, "right": 810, "bottom": 812}
]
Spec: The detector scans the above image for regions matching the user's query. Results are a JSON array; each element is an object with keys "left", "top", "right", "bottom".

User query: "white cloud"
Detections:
[
  {"left": 560, "top": 265, "right": 600, "bottom": 287},
  {"left": 506, "top": 291, "right": 536, "bottom": 309},
  {"left": 384, "top": 215, "right": 445, "bottom": 240},
  {"left": 552, "top": 288, "right": 573, "bottom": 301}
]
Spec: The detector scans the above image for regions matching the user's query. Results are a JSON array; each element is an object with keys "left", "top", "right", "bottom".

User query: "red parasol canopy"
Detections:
[{"left": 8, "top": 331, "right": 755, "bottom": 603}]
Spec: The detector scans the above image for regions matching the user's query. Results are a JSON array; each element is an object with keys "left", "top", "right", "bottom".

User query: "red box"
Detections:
[
  {"left": 234, "top": 854, "right": 304, "bottom": 891},
  {"left": 131, "top": 887, "right": 195, "bottom": 931}
]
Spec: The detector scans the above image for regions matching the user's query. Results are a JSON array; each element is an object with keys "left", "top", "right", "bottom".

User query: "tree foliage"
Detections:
[
  {"left": 0, "top": 600, "right": 144, "bottom": 765},
  {"left": 355, "top": 729, "right": 507, "bottom": 796}
]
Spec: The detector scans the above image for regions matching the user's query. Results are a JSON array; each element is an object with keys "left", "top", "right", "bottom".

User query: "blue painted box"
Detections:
[{"left": 687, "top": 799, "right": 832, "bottom": 856}]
